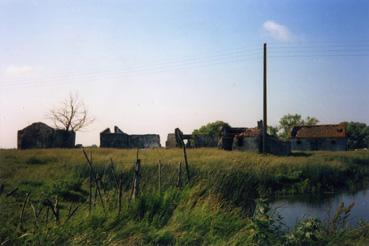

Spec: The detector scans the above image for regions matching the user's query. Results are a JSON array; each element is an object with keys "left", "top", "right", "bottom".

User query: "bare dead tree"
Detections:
[{"left": 48, "top": 93, "right": 94, "bottom": 132}]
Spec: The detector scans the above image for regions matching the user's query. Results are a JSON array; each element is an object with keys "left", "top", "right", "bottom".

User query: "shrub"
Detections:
[{"left": 49, "top": 176, "right": 86, "bottom": 202}]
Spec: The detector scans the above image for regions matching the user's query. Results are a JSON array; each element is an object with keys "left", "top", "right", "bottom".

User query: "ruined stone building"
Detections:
[
  {"left": 100, "top": 126, "right": 161, "bottom": 148},
  {"left": 232, "top": 121, "right": 291, "bottom": 156},
  {"left": 17, "top": 122, "right": 75, "bottom": 149},
  {"left": 219, "top": 126, "right": 247, "bottom": 150},
  {"left": 166, "top": 123, "right": 290, "bottom": 155},
  {"left": 232, "top": 127, "right": 261, "bottom": 152},
  {"left": 165, "top": 130, "right": 219, "bottom": 148},
  {"left": 290, "top": 123, "right": 348, "bottom": 151},
  {"left": 191, "top": 134, "right": 219, "bottom": 147},
  {"left": 165, "top": 133, "right": 178, "bottom": 148}
]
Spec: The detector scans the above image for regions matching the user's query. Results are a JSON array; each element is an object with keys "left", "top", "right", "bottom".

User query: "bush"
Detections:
[
  {"left": 192, "top": 121, "right": 230, "bottom": 137},
  {"left": 347, "top": 122, "right": 369, "bottom": 150},
  {"left": 26, "top": 156, "right": 57, "bottom": 165},
  {"left": 49, "top": 176, "right": 86, "bottom": 202}
]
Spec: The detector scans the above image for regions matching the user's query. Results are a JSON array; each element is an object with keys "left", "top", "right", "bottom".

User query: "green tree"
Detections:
[
  {"left": 192, "top": 121, "right": 230, "bottom": 137},
  {"left": 304, "top": 116, "right": 319, "bottom": 126},
  {"left": 346, "top": 122, "right": 369, "bottom": 150},
  {"left": 268, "top": 126, "right": 279, "bottom": 137},
  {"left": 276, "top": 114, "right": 319, "bottom": 140}
]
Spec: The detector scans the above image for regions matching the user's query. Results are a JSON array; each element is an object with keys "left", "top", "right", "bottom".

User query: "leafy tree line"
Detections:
[
  {"left": 268, "top": 114, "right": 319, "bottom": 141},
  {"left": 269, "top": 114, "right": 369, "bottom": 149},
  {"left": 193, "top": 115, "right": 369, "bottom": 149},
  {"left": 192, "top": 121, "right": 230, "bottom": 137},
  {"left": 346, "top": 121, "right": 369, "bottom": 149}
]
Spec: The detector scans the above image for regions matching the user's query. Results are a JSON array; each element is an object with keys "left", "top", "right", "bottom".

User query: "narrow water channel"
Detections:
[{"left": 271, "top": 188, "right": 369, "bottom": 229}]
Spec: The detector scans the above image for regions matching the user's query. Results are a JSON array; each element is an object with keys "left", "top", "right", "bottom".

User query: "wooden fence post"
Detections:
[
  {"left": 83, "top": 148, "right": 93, "bottom": 215},
  {"left": 177, "top": 161, "right": 183, "bottom": 188},
  {"left": 19, "top": 192, "right": 31, "bottom": 229},
  {"left": 158, "top": 160, "right": 162, "bottom": 194},
  {"left": 95, "top": 176, "right": 106, "bottom": 213},
  {"left": 110, "top": 158, "right": 120, "bottom": 192},
  {"left": 82, "top": 148, "right": 106, "bottom": 214},
  {"left": 45, "top": 206, "right": 49, "bottom": 224},
  {"left": 6, "top": 187, "right": 18, "bottom": 197},
  {"left": 182, "top": 145, "right": 191, "bottom": 183},
  {"left": 131, "top": 159, "right": 141, "bottom": 200},
  {"left": 65, "top": 204, "right": 79, "bottom": 223},
  {"left": 175, "top": 128, "right": 191, "bottom": 183},
  {"left": 118, "top": 171, "right": 123, "bottom": 216},
  {"left": 30, "top": 202, "right": 39, "bottom": 228},
  {"left": 54, "top": 195, "right": 60, "bottom": 223},
  {"left": 89, "top": 168, "right": 92, "bottom": 215}
]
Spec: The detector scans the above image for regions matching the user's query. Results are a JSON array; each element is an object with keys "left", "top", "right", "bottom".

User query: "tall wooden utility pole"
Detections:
[{"left": 263, "top": 43, "right": 267, "bottom": 154}]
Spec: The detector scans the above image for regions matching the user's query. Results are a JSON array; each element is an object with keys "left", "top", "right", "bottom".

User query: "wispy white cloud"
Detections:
[
  {"left": 4, "top": 65, "right": 33, "bottom": 76},
  {"left": 263, "top": 20, "right": 293, "bottom": 42}
]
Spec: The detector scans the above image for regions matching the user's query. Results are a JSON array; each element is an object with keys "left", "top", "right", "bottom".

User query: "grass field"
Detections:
[{"left": 1, "top": 148, "right": 369, "bottom": 245}]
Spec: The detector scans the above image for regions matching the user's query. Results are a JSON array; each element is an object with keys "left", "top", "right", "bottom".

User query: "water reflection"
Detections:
[{"left": 271, "top": 188, "right": 369, "bottom": 229}]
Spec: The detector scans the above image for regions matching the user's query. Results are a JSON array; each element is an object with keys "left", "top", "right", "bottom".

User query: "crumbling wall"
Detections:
[
  {"left": 100, "top": 126, "right": 160, "bottom": 148},
  {"left": 233, "top": 135, "right": 260, "bottom": 152},
  {"left": 220, "top": 127, "right": 247, "bottom": 150},
  {"left": 165, "top": 133, "right": 178, "bottom": 148},
  {"left": 233, "top": 134, "right": 290, "bottom": 155},
  {"left": 266, "top": 136, "right": 291, "bottom": 156},
  {"left": 17, "top": 122, "right": 75, "bottom": 149},
  {"left": 54, "top": 130, "right": 76, "bottom": 148},
  {"left": 165, "top": 130, "right": 219, "bottom": 148},
  {"left": 192, "top": 135, "right": 219, "bottom": 148},
  {"left": 130, "top": 135, "right": 161, "bottom": 148},
  {"left": 100, "top": 127, "right": 130, "bottom": 148},
  {"left": 231, "top": 121, "right": 290, "bottom": 155},
  {"left": 291, "top": 138, "right": 347, "bottom": 151}
]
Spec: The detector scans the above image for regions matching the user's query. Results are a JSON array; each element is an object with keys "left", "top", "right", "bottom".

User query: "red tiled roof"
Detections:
[
  {"left": 237, "top": 127, "right": 261, "bottom": 138},
  {"left": 291, "top": 124, "right": 346, "bottom": 139}
]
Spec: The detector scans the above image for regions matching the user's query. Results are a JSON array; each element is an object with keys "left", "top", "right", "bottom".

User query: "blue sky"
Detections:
[{"left": 0, "top": 0, "right": 368, "bottom": 148}]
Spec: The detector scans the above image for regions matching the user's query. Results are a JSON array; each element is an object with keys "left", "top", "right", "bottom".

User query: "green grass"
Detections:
[{"left": 0, "top": 148, "right": 369, "bottom": 245}]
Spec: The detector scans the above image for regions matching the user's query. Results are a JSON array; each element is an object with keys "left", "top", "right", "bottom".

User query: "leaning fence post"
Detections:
[
  {"left": 19, "top": 192, "right": 31, "bottom": 229},
  {"left": 158, "top": 160, "right": 162, "bottom": 194},
  {"left": 175, "top": 128, "right": 191, "bottom": 183},
  {"left": 182, "top": 145, "right": 190, "bottom": 183},
  {"left": 6, "top": 187, "right": 18, "bottom": 197},
  {"left": 89, "top": 150, "right": 101, "bottom": 208},
  {"left": 83, "top": 148, "right": 106, "bottom": 214},
  {"left": 83, "top": 148, "right": 93, "bottom": 215},
  {"left": 177, "top": 161, "right": 183, "bottom": 188},
  {"left": 110, "top": 158, "right": 120, "bottom": 192},
  {"left": 95, "top": 175, "right": 106, "bottom": 213},
  {"left": 54, "top": 195, "right": 60, "bottom": 223},
  {"left": 89, "top": 167, "right": 93, "bottom": 215},
  {"left": 30, "top": 202, "right": 39, "bottom": 228},
  {"left": 65, "top": 204, "right": 79, "bottom": 223},
  {"left": 118, "top": 171, "right": 123, "bottom": 216},
  {"left": 45, "top": 206, "right": 49, "bottom": 224},
  {"left": 131, "top": 159, "right": 141, "bottom": 200}
]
